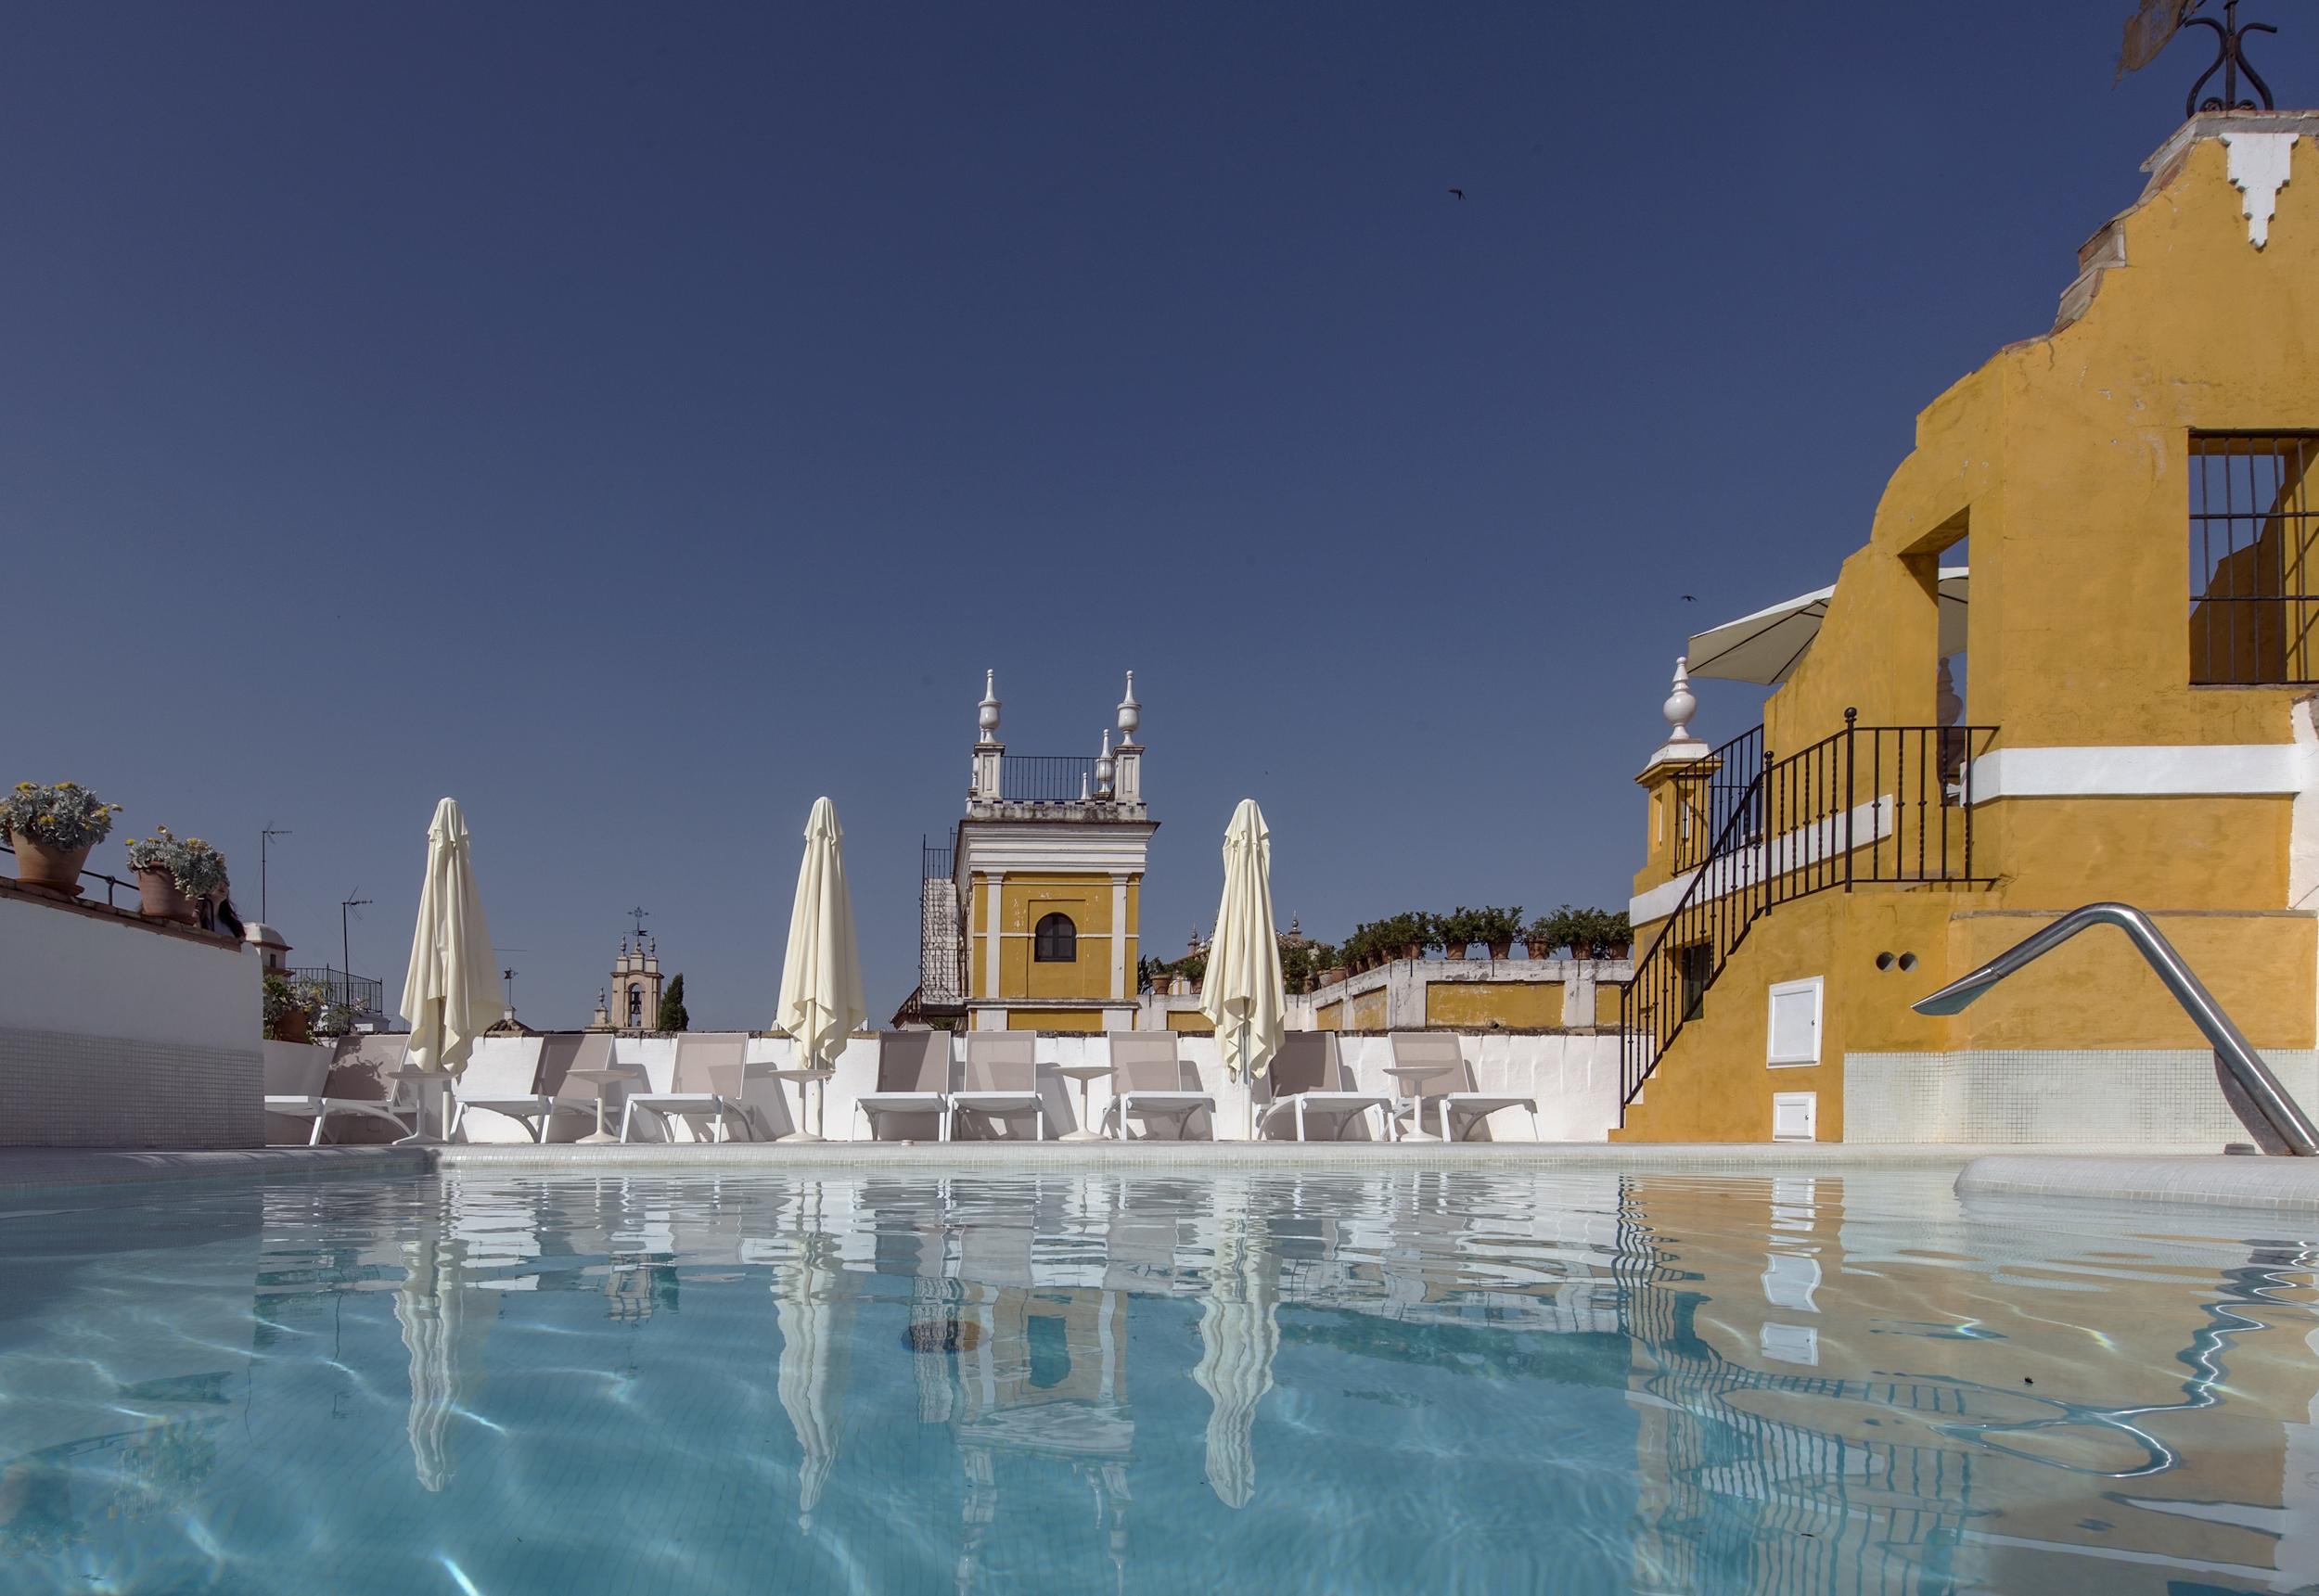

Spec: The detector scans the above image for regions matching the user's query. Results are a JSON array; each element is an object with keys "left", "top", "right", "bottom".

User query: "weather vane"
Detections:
[{"left": 2119, "top": 0, "right": 2282, "bottom": 117}]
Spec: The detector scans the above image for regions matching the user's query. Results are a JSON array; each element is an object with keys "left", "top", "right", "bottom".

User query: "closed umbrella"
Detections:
[
  {"left": 1191, "top": 1207, "right": 1278, "bottom": 1509},
  {"left": 396, "top": 798, "right": 500, "bottom": 1143},
  {"left": 394, "top": 1231, "right": 486, "bottom": 1492},
  {"left": 776, "top": 798, "right": 865, "bottom": 1142},
  {"left": 1199, "top": 800, "right": 1285, "bottom": 1137}
]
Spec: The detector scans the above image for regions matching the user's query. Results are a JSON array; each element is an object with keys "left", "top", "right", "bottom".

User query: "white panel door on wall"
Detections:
[
  {"left": 1772, "top": 1091, "right": 1818, "bottom": 1142},
  {"left": 1766, "top": 977, "right": 1824, "bottom": 1067}
]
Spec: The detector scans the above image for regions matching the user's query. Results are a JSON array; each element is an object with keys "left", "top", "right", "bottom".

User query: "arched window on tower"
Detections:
[
  {"left": 1034, "top": 913, "right": 1077, "bottom": 963},
  {"left": 627, "top": 986, "right": 643, "bottom": 1027}
]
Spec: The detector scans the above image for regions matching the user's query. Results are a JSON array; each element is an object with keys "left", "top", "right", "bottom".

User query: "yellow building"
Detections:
[
  {"left": 1618, "top": 109, "right": 2319, "bottom": 1143},
  {"left": 920, "top": 670, "right": 1156, "bottom": 1032}
]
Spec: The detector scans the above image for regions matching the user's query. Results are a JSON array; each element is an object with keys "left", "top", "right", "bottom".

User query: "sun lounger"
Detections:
[
  {"left": 950, "top": 1032, "right": 1044, "bottom": 1141},
  {"left": 263, "top": 1042, "right": 411, "bottom": 1145},
  {"left": 451, "top": 1036, "right": 589, "bottom": 1143},
  {"left": 855, "top": 1030, "right": 954, "bottom": 1141},
  {"left": 1256, "top": 1031, "right": 1393, "bottom": 1142},
  {"left": 620, "top": 1033, "right": 757, "bottom": 1143},
  {"left": 1101, "top": 1032, "right": 1214, "bottom": 1141},
  {"left": 1388, "top": 1031, "right": 1540, "bottom": 1143}
]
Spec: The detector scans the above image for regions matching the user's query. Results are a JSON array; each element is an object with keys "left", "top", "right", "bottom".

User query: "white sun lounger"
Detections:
[
  {"left": 1388, "top": 1031, "right": 1540, "bottom": 1143},
  {"left": 950, "top": 1032, "right": 1044, "bottom": 1141},
  {"left": 1101, "top": 1032, "right": 1214, "bottom": 1141},
  {"left": 452, "top": 1035, "right": 589, "bottom": 1143},
  {"left": 620, "top": 1033, "right": 757, "bottom": 1143},
  {"left": 855, "top": 1030, "right": 954, "bottom": 1141},
  {"left": 263, "top": 1042, "right": 410, "bottom": 1145},
  {"left": 1256, "top": 1031, "right": 1393, "bottom": 1142}
]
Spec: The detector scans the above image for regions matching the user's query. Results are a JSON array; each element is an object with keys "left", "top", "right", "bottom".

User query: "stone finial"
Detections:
[
  {"left": 1079, "top": 768, "right": 1091, "bottom": 801},
  {"left": 1094, "top": 729, "right": 1115, "bottom": 798},
  {"left": 978, "top": 670, "right": 1002, "bottom": 746},
  {"left": 1937, "top": 658, "right": 1963, "bottom": 728},
  {"left": 1661, "top": 657, "right": 1700, "bottom": 747},
  {"left": 1117, "top": 671, "right": 1141, "bottom": 744}
]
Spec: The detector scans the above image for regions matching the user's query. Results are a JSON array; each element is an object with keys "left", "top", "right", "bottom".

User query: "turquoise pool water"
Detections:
[{"left": 0, "top": 1167, "right": 2313, "bottom": 1593}]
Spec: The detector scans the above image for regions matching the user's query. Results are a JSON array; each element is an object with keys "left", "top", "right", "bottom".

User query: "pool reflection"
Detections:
[{"left": 0, "top": 1168, "right": 2314, "bottom": 1593}]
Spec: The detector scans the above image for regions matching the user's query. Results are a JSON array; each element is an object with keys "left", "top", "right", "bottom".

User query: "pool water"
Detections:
[{"left": 1, "top": 1168, "right": 2314, "bottom": 1594}]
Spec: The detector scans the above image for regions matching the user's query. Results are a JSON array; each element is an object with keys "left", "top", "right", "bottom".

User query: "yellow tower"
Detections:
[{"left": 950, "top": 670, "right": 1156, "bottom": 1032}]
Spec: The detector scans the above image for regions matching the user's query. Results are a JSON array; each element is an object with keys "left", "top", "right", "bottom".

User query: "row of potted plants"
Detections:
[
  {"left": 4, "top": 781, "right": 232, "bottom": 928},
  {"left": 1331, "top": 905, "right": 1633, "bottom": 974}
]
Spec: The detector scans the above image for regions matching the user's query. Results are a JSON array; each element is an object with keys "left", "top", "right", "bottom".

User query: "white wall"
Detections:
[{"left": 0, "top": 889, "right": 263, "bottom": 1146}]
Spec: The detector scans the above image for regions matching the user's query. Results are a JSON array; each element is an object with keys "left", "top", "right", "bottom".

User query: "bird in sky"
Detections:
[
  {"left": 1447, "top": 186, "right": 1465, "bottom": 199},
  {"left": 1681, "top": 594, "right": 1698, "bottom": 602}
]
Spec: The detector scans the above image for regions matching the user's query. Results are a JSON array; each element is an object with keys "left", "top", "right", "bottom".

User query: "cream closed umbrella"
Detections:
[
  {"left": 1199, "top": 800, "right": 1286, "bottom": 1138},
  {"left": 775, "top": 798, "right": 865, "bottom": 1143},
  {"left": 1191, "top": 1206, "right": 1279, "bottom": 1509},
  {"left": 396, "top": 798, "right": 500, "bottom": 1143},
  {"left": 394, "top": 1231, "right": 488, "bottom": 1493},
  {"left": 774, "top": 1233, "right": 850, "bottom": 1530}
]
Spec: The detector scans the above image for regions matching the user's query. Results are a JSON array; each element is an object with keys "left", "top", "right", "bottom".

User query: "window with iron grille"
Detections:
[
  {"left": 1033, "top": 913, "right": 1077, "bottom": 963},
  {"left": 2189, "top": 432, "right": 2319, "bottom": 685}
]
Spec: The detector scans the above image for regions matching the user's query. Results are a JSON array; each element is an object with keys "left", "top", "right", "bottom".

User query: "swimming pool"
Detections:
[{"left": 0, "top": 1166, "right": 2311, "bottom": 1593}]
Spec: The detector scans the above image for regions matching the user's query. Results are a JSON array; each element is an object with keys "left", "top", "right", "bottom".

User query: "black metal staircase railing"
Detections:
[{"left": 1619, "top": 712, "right": 1996, "bottom": 1115}]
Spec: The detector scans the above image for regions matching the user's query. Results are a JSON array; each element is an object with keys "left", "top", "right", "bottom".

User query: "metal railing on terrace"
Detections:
[
  {"left": 998, "top": 756, "right": 1103, "bottom": 804},
  {"left": 291, "top": 965, "right": 384, "bottom": 1017},
  {"left": 916, "top": 836, "right": 965, "bottom": 1007},
  {"left": 1671, "top": 724, "right": 1766, "bottom": 871},
  {"left": 1621, "top": 713, "right": 1996, "bottom": 1113}
]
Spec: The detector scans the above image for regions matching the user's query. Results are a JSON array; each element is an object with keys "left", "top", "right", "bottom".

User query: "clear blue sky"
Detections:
[{"left": 0, "top": 2, "right": 2239, "bottom": 1028}]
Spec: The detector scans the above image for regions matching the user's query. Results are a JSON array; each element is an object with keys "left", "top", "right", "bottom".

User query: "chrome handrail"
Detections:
[{"left": 1913, "top": 901, "right": 2319, "bottom": 1156}]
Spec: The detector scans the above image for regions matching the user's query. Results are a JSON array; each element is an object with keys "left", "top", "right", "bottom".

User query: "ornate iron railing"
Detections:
[
  {"left": 1620, "top": 713, "right": 1996, "bottom": 1112},
  {"left": 1671, "top": 724, "right": 1765, "bottom": 871},
  {"left": 290, "top": 965, "right": 383, "bottom": 1016}
]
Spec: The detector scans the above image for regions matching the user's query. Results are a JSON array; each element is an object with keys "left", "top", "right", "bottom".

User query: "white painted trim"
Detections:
[
  {"left": 2220, "top": 131, "right": 2297, "bottom": 249},
  {"left": 1766, "top": 977, "right": 1824, "bottom": 1067},
  {"left": 1109, "top": 874, "right": 1129, "bottom": 1001},
  {"left": 1968, "top": 743, "right": 2306, "bottom": 800}
]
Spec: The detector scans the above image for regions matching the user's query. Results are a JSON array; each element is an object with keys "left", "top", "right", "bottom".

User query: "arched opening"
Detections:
[{"left": 1034, "top": 913, "right": 1077, "bottom": 963}]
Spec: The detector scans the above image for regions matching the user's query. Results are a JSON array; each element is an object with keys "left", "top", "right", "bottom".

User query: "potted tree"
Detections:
[
  {"left": 1473, "top": 905, "right": 1525, "bottom": 961},
  {"left": 2, "top": 781, "right": 122, "bottom": 898},
  {"left": 1598, "top": 909, "right": 1633, "bottom": 961},
  {"left": 1528, "top": 906, "right": 1579, "bottom": 961},
  {"left": 1436, "top": 907, "right": 1479, "bottom": 961},
  {"left": 124, "top": 828, "right": 229, "bottom": 927}
]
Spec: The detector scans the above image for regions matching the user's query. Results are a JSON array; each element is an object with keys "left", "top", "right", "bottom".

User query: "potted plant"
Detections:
[
  {"left": 1436, "top": 907, "right": 1477, "bottom": 961},
  {"left": 1528, "top": 906, "right": 1578, "bottom": 961},
  {"left": 1472, "top": 905, "right": 1525, "bottom": 960},
  {"left": 123, "top": 827, "right": 229, "bottom": 926},
  {"left": 2, "top": 782, "right": 122, "bottom": 898},
  {"left": 263, "top": 971, "right": 326, "bottom": 1042},
  {"left": 1598, "top": 909, "right": 1633, "bottom": 961}
]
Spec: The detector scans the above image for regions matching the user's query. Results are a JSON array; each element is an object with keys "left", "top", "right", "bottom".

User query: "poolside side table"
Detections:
[
  {"left": 775, "top": 1066, "right": 834, "bottom": 1143},
  {"left": 387, "top": 1066, "right": 449, "bottom": 1145},
  {"left": 562, "top": 1066, "right": 630, "bottom": 1145},
  {"left": 1382, "top": 1062, "right": 1455, "bottom": 1143},
  {"left": 1053, "top": 1062, "right": 1114, "bottom": 1141}
]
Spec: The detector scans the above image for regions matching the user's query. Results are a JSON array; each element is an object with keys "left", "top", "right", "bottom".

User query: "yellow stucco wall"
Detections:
[
  {"left": 1347, "top": 990, "right": 1388, "bottom": 1031},
  {"left": 1425, "top": 981, "right": 1564, "bottom": 1028},
  {"left": 1622, "top": 125, "right": 2319, "bottom": 1141},
  {"left": 1165, "top": 1009, "right": 1215, "bottom": 1033},
  {"left": 1314, "top": 1001, "right": 1344, "bottom": 1030},
  {"left": 967, "top": 871, "right": 1141, "bottom": 1003},
  {"left": 1003, "top": 1010, "right": 1105, "bottom": 1032}
]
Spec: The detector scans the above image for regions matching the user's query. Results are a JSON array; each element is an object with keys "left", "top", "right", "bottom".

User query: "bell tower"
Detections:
[
  {"left": 604, "top": 932, "right": 664, "bottom": 1031},
  {"left": 951, "top": 671, "right": 1157, "bottom": 1032}
]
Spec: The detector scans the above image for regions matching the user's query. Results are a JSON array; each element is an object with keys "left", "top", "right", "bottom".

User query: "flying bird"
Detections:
[
  {"left": 1448, "top": 187, "right": 1464, "bottom": 200},
  {"left": 1681, "top": 594, "right": 1698, "bottom": 602}
]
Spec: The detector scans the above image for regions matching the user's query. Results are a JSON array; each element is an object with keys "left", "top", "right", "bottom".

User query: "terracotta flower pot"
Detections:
[
  {"left": 274, "top": 1005, "right": 311, "bottom": 1044},
  {"left": 136, "top": 867, "right": 200, "bottom": 926},
  {"left": 1605, "top": 941, "right": 1631, "bottom": 960},
  {"left": 9, "top": 834, "right": 91, "bottom": 898},
  {"left": 1442, "top": 943, "right": 1467, "bottom": 962},
  {"left": 1487, "top": 939, "right": 1513, "bottom": 960},
  {"left": 1401, "top": 943, "right": 1424, "bottom": 962}
]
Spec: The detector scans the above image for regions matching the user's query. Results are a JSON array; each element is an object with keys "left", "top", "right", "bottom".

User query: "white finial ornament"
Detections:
[
  {"left": 978, "top": 670, "right": 1002, "bottom": 746},
  {"left": 1117, "top": 670, "right": 1141, "bottom": 744},
  {"left": 1662, "top": 657, "right": 1699, "bottom": 747},
  {"left": 1095, "top": 729, "right": 1115, "bottom": 798}
]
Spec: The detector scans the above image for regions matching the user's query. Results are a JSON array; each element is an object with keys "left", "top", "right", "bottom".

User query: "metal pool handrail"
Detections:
[{"left": 1911, "top": 901, "right": 2319, "bottom": 1156}]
